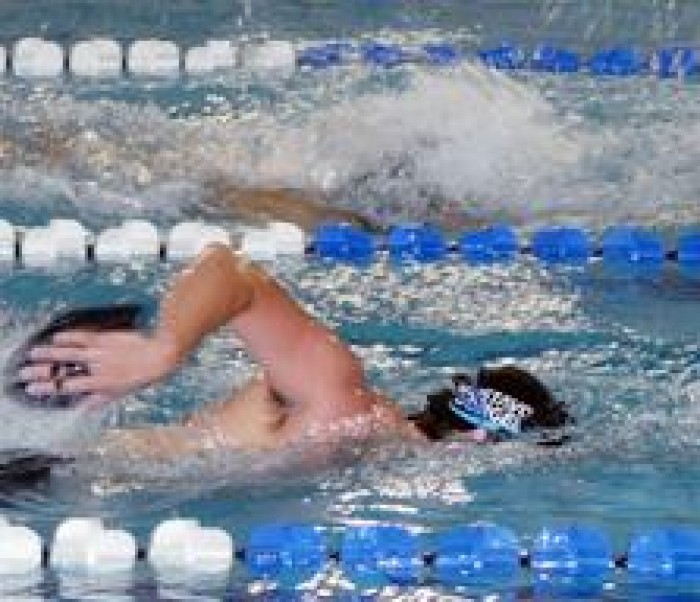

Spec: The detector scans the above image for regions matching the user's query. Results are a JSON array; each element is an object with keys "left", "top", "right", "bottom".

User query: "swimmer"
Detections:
[{"left": 16, "top": 245, "right": 571, "bottom": 459}]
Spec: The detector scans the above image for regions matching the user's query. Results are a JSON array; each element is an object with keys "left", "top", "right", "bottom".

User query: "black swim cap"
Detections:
[{"left": 410, "top": 366, "right": 572, "bottom": 443}]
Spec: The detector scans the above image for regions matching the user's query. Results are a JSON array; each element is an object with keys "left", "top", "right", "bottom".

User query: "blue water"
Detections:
[{"left": 1, "top": 0, "right": 700, "bottom": 599}]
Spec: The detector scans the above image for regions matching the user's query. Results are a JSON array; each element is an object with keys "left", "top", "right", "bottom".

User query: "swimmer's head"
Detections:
[{"left": 409, "top": 365, "right": 572, "bottom": 443}]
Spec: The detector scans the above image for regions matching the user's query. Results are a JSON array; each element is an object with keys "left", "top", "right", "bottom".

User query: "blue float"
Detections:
[
  {"left": 531, "top": 525, "right": 613, "bottom": 590},
  {"left": 313, "top": 223, "right": 375, "bottom": 264},
  {"left": 387, "top": 223, "right": 447, "bottom": 262},
  {"left": 340, "top": 525, "right": 422, "bottom": 586},
  {"left": 654, "top": 47, "right": 700, "bottom": 78},
  {"left": 589, "top": 47, "right": 648, "bottom": 76},
  {"left": 678, "top": 232, "right": 700, "bottom": 263},
  {"left": 459, "top": 224, "right": 518, "bottom": 263},
  {"left": 309, "top": 222, "right": 700, "bottom": 275},
  {"left": 479, "top": 42, "right": 526, "bottom": 70},
  {"left": 531, "top": 45, "right": 580, "bottom": 73},
  {"left": 433, "top": 523, "right": 520, "bottom": 586},
  {"left": 246, "top": 524, "right": 326, "bottom": 584},
  {"left": 362, "top": 42, "right": 408, "bottom": 68},
  {"left": 601, "top": 226, "right": 664, "bottom": 263},
  {"left": 298, "top": 43, "right": 349, "bottom": 68},
  {"left": 628, "top": 528, "right": 700, "bottom": 583},
  {"left": 422, "top": 43, "right": 461, "bottom": 66},
  {"left": 531, "top": 227, "right": 592, "bottom": 263}
]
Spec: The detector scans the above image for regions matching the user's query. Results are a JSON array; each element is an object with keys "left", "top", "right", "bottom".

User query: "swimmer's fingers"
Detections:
[
  {"left": 16, "top": 363, "right": 54, "bottom": 383},
  {"left": 24, "top": 380, "right": 63, "bottom": 396},
  {"left": 24, "top": 373, "right": 114, "bottom": 406},
  {"left": 54, "top": 375, "right": 100, "bottom": 395},
  {"left": 25, "top": 375, "right": 100, "bottom": 397},
  {"left": 29, "top": 345, "right": 95, "bottom": 363}
]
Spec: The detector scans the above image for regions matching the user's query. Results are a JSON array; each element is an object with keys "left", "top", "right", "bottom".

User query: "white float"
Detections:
[
  {"left": 241, "top": 40, "right": 296, "bottom": 71},
  {"left": 13, "top": 37, "right": 65, "bottom": 78},
  {"left": 185, "top": 40, "right": 237, "bottom": 74},
  {"left": 149, "top": 518, "right": 233, "bottom": 573},
  {"left": 51, "top": 518, "right": 136, "bottom": 573},
  {"left": 167, "top": 222, "right": 230, "bottom": 260},
  {"left": 21, "top": 221, "right": 88, "bottom": 266},
  {"left": 95, "top": 220, "right": 160, "bottom": 261},
  {"left": 240, "top": 222, "right": 306, "bottom": 260},
  {"left": 0, "top": 220, "right": 15, "bottom": 262},
  {"left": 21, "top": 228, "right": 59, "bottom": 267},
  {"left": 268, "top": 221, "right": 306, "bottom": 255},
  {"left": 70, "top": 38, "right": 123, "bottom": 78},
  {"left": 128, "top": 39, "right": 180, "bottom": 77},
  {"left": 48, "top": 219, "right": 88, "bottom": 259},
  {"left": 240, "top": 228, "right": 277, "bottom": 261},
  {"left": 0, "top": 46, "right": 6, "bottom": 75},
  {"left": 0, "top": 520, "right": 42, "bottom": 574}
]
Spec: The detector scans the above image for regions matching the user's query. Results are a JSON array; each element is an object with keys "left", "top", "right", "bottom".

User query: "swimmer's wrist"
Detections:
[{"left": 151, "top": 330, "right": 184, "bottom": 378}]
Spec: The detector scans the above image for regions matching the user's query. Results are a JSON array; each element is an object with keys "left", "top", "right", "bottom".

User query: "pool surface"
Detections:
[{"left": 1, "top": 1, "right": 700, "bottom": 599}]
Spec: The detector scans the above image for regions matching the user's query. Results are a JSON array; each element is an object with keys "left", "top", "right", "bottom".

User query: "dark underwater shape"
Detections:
[{"left": 0, "top": 448, "right": 73, "bottom": 491}]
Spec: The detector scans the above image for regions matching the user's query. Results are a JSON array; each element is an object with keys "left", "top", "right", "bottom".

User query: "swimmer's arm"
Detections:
[
  {"left": 26, "top": 244, "right": 258, "bottom": 401},
  {"left": 153, "top": 243, "right": 256, "bottom": 365},
  {"left": 96, "top": 423, "right": 234, "bottom": 461},
  {"left": 156, "top": 243, "right": 377, "bottom": 428},
  {"left": 30, "top": 243, "right": 381, "bottom": 431}
]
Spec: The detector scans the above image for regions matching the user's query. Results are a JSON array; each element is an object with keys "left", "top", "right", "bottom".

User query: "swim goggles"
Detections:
[{"left": 448, "top": 382, "right": 534, "bottom": 437}]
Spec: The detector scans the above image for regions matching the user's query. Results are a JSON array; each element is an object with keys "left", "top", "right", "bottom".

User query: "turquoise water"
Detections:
[
  {"left": 1, "top": 0, "right": 700, "bottom": 599},
  {"left": 0, "top": 259, "right": 698, "bottom": 599}
]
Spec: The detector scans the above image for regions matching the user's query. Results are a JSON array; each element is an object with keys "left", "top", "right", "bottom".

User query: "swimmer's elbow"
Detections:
[
  {"left": 199, "top": 242, "right": 236, "bottom": 266},
  {"left": 324, "top": 346, "right": 367, "bottom": 392}
]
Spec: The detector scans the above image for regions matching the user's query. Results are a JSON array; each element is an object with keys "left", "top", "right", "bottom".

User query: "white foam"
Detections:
[
  {"left": 4, "top": 52, "right": 700, "bottom": 229},
  {"left": 0, "top": 46, "right": 6, "bottom": 75}
]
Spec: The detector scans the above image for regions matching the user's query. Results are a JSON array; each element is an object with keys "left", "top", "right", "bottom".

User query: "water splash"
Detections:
[{"left": 3, "top": 61, "right": 700, "bottom": 229}]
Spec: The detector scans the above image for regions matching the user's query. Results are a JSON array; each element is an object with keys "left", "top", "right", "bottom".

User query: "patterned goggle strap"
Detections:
[{"left": 448, "top": 384, "right": 534, "bottom": 437}]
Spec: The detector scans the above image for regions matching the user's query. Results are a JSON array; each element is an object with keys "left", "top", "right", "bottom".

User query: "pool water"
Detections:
[
  {"left": 0, "top": 258, "right": 698, "bottom": 599},
  {"left": 1, "top": 0, "right": 700, "bottom": 599}
]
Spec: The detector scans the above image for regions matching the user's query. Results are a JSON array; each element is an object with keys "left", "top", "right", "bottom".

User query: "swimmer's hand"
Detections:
[{"left": 19, "top": 330, "right": 180, "bottom": 407}]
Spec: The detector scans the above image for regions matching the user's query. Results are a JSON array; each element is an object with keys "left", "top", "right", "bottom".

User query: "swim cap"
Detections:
[{"left": 448, "top": 382, "right": 534, "bottom": 437}]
